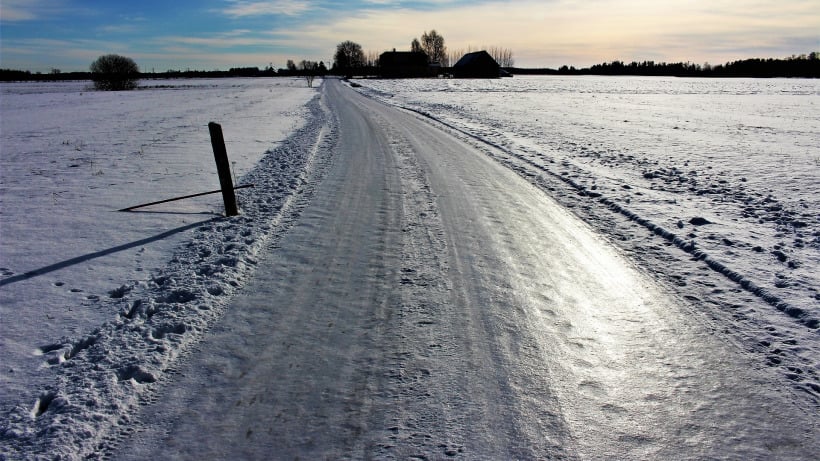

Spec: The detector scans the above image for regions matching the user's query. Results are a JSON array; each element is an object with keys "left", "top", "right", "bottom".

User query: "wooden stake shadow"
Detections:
[
  {"left": 118, "top": 184, "right": 254, "bottom": 212},
  {"left": 0, "top": 219, "right": 215, "bottom": 287}
]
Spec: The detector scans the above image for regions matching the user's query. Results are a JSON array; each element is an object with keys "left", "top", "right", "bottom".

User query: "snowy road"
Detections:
[{"left": 116, "top": 79, "right": 817, "bottom": 459}]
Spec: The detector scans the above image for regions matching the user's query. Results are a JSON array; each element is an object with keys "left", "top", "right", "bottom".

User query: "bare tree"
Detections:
[
  {"left": 365, "top": 50, "right": 381, "bottom": 68},
  {"left": 299, "top": 60, "right": 319, "bottom": 87},
  {"left": 489, "top": 47, "right": 515, "bottom": 67},
  {"left": 411, "top": 38, "right": 422, "bottom": 53},
  {"left": 334, "top": 40, "right": 366, "bottom": 76},
  {"left": 420, "top": 30, "right": 447, "bottom": 65},
  {"left": 90, "top": 54, "right": 140, "bottom": 91}
]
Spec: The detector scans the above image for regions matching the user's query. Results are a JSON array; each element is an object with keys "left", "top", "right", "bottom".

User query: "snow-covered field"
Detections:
[
  {"left": 1, "top": 77, "right": 328, "bottom": 455},
  {"left": 1, "top": 75, "right": 818, "bottom": 457},
  {"left": 354, "top": 76, "right": 820, "bottom": 398}
]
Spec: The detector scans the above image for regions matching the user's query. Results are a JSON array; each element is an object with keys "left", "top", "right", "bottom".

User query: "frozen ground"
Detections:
[
  {"left": 1, "top": 76, "right": 818, "bottom": 458},
  {"left": 356, "top": 75, "right": 820, "bottom": 397}
]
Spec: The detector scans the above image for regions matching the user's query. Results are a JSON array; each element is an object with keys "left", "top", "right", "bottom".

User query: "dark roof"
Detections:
[
  {"left": 452, "top": 51, "right": 501, "bottom": 78},
  {"left": 379, "top": 51, "right": 432, "bottom": 78},
  {"left": 454, "top": 51, "right": 494, "bottom": 67},
  {"left": 380, "top": 51, "right": 428, "bottom": 67}
]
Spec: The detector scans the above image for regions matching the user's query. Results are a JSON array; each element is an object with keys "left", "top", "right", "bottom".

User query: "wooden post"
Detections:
[{"left": 208, "top": 122, "right": 239, "bottom": 217}]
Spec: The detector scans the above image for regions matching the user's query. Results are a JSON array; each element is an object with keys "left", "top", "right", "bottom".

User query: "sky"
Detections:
[{"left": 1, "top": 0, "right": 818, "bottom": 72}]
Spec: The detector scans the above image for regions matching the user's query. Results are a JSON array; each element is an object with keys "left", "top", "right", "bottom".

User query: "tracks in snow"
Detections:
[{"left": 380, "top": 100, "right": 820, "bottom": 407}]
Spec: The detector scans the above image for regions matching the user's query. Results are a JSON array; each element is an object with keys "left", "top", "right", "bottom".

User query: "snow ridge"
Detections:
[{"left": 0, "top": 90, "right": 338, "bottom": 459}]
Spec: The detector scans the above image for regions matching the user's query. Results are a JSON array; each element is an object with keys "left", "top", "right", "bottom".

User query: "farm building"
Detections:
[
  {"left": 379, "top": 50, "right": 433, "bottom": 78},
  {"left": 452, "top": 50, "right": 502, "bottom": 78}
]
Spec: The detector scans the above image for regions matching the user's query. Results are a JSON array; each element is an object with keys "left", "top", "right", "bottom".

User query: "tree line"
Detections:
[
  {"left": 0, "top": 62, "right": 326, "bottom": 82},
  {"left": 512, "top": 52, "right": 819, "bottom": 78},
  {"left": 2, "top": 48, "right": 816, "bottom": 86}
]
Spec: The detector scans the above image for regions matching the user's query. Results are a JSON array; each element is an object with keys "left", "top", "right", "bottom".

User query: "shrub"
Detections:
[{"left": 90, "top": 54, "right": 140, "bottom": 91}]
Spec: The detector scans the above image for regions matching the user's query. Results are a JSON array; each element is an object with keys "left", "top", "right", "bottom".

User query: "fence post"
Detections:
[{"left": 208, "top": 122, "right": 239, "bottom": 217}]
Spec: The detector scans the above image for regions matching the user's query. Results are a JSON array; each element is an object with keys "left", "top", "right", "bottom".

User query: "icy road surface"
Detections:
[{"left": 117, "top": 79, "right": 817, "bottom": 459}]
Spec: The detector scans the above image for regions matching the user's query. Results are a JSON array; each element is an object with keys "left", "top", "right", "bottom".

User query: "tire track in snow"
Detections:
[
  {"left": 398, "top": 105, "right": 818, "bottom": 331},
  {"left": 354, "top": 98, "right": 819, "bottom": 405},
  {"left": 354, "top": 84, "right": 818, "bottom": 458},
  {"left": 358, "top": 87, "right": 577, "bottom": 458}
]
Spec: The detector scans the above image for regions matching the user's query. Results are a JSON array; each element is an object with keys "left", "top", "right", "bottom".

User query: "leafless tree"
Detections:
[
  {"left": 411, "top": 38, "right": 422, "bottom": 53},
  {"left": 365, "top": 50, "right": 381, "bottom": 68},
  {"left": 489, "top": 47, "right": 515, "bottom": 67},
  {"left": 448, "top": 48, "right": 465, "bottom": 66},
  {"left": 334, "top": 40, "right": 366, "bottom": 76},
  {"left": 299, "top": 60, "right": 319, "bottom": 87},
  {"left": 420, "top": 30, "right": 447, "bottom": 65}
]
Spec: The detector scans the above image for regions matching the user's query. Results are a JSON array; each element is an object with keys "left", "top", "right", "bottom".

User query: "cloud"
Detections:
[
  {"left": 0, "top": 37, "right": 132, "bottom": 72},
  {"left": 157, "top": 34, "right": 273, "bottom": 48},
  {"left": 282, "top": 0, "right": 820, "bottom": 67},
  {"left": 0, "top": 0, "right": 62, "bottom": 22},
  {"left": 98, "top": 24, "right": 140, "bottom": 34},
  {"left": 220, "top": 0, "right": 313, "bottom": 18}
]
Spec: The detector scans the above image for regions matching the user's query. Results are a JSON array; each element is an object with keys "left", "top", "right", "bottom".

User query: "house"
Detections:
[
  {"left": 452, "top": 50, "right": 502, "bottom": 78},
  {"left": 379, "top": 50, "right": 432, "bottom": 78}
]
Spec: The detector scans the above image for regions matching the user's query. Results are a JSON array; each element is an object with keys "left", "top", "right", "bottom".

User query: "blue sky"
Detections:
[{"left": 2, "top": 0, "right": 818, "bottom": 72}]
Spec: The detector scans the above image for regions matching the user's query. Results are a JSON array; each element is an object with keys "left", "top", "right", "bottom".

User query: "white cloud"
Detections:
[
  {"left": 157, "top": 34, "right": 272, "bottom": 48},
  {"left": 151, "top": 29, "right": 282, "bottom": 50},
  {"left": 281, "top": 0, "right": 820, "bottom": 67},
  {"left": 0, "top": 37, "right": 132, "bottom": 72},
  {"left": 0, "top": 0, "right": 60, "bottom": 22},
  {"left": 221, "top": 0, "right": 312, "bottom": 18}
]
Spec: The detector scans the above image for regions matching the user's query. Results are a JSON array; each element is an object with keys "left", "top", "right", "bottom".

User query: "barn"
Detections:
[
  {"left": 452, "top": 51, "right": 502, "bottom": 78},
  {"left": 379, "top": 50, "right": 432, "bottom": 78}
]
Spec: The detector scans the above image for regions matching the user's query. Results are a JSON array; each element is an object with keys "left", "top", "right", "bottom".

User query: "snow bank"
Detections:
[{"left": 0, "top": 78, "right": 332, "bottom": 458}]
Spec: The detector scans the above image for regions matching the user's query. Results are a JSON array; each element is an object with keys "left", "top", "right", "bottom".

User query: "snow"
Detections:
[
  {"left": 1, "top": 75, "right": 818, "bottom": 458},
  {"left": 354, "top": 75, "right": 820, "bottom": 398},
  {"left": 1, "top": 77, "right": 325, "bottom": 456},
  {"left": 355, "top": 76, "right": 819, "bottom": 315},
  {"left": 114, "top": 80, "right": 820, "bottom": 459}
]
